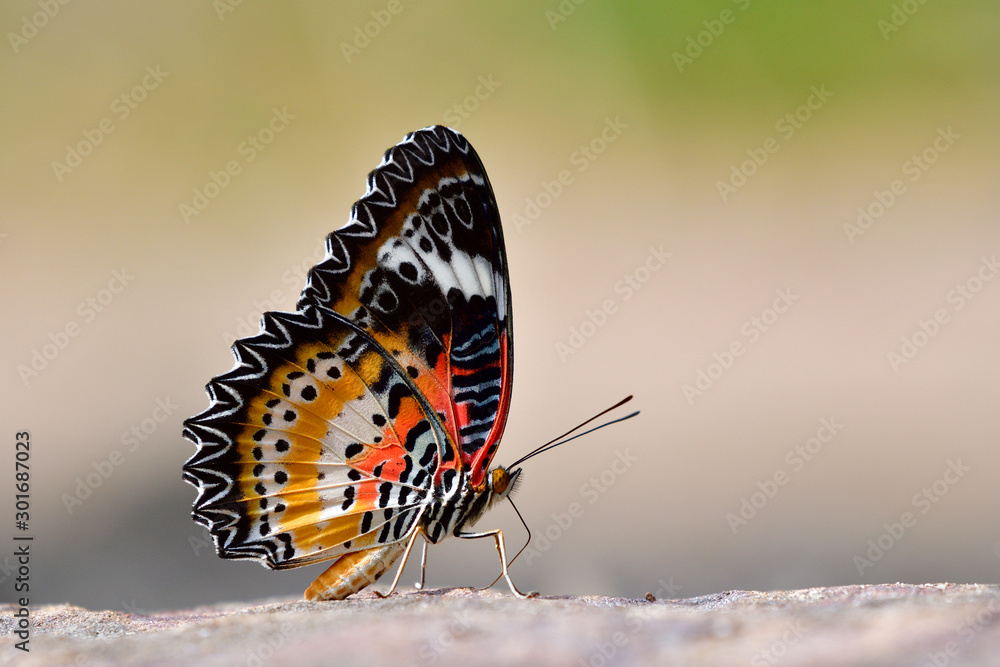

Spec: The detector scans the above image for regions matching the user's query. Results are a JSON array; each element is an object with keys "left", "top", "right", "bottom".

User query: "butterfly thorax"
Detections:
[{"left": 419, "top": 466, "right": 519, "bottom": 544}]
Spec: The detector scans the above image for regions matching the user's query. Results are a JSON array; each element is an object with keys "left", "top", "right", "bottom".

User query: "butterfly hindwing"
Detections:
[
  {"left": 183, "top": 126, "right": 513, "bottom": 571},
  {"left": 184, "top": 306, "right": 440, "bottom": 567}
]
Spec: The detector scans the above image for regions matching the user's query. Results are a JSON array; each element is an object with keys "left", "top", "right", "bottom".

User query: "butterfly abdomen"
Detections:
[{"left": 304, "top": 543, "right": 407, "bottom": 601}]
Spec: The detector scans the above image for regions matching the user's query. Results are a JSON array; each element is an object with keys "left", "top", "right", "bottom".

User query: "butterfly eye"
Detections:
[{"left": 491, "top": 468, "right": 509, "bottom": 495}]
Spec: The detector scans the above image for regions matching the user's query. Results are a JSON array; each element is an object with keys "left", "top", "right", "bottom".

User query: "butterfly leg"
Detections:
[
  {"left": 373, "top": 527, "right": 424, "bottom": 599},
  {"left": 456, "top": 528, "right": 537, "bottom": 599},
  {"left": 414, "top": 539, "right": 430, "bottom": 590}
]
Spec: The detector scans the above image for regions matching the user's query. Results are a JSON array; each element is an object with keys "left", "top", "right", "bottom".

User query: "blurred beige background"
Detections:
[{"left": 1, "top": 2, "right": 998, "bottom": 611}]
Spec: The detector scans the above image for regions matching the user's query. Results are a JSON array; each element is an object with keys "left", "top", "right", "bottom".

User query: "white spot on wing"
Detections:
[
  {"left": 449, "top": 248, "right": 486, "bottom": 299},
  {"left": 473, "top": 255, "right": 495, "bottom": 300}
]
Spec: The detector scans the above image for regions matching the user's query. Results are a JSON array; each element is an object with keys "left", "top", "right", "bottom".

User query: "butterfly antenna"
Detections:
[
  {"left": 488, "top": 397, "right": 638, "bottom": 591},
  {"left": 507, "top": 395, "right": 637, "bottom": 469}
]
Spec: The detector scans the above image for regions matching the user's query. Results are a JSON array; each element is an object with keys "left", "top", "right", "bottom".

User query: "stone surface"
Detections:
[{"left": 2, "top": 583, "right": 1000, "bottom": 666}]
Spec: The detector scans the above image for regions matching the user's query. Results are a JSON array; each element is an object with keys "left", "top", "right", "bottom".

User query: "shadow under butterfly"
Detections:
[{"left": 182, "top": 125, "right": 637, "bottom": 600}]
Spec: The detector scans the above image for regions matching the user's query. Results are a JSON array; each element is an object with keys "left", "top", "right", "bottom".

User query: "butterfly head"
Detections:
[{"left": 488, "top": 466, "right": 522, "bottom": 503}]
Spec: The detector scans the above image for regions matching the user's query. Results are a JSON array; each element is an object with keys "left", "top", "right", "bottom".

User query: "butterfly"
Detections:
[{"left": 182, "top": 125, "right": 542, "bottom": 601}]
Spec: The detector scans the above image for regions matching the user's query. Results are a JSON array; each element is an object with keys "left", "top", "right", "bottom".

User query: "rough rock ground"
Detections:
[{"left": 2, "top": 584, "right": 1000, "bottom": 666}]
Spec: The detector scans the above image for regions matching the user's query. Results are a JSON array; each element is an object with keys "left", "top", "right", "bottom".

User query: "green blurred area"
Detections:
[
  {"left": 614, "top": 1, "right": 998, "bottom": 99},
  {"left": 3, "top": 1, "right": 998, "bottom": 160}
]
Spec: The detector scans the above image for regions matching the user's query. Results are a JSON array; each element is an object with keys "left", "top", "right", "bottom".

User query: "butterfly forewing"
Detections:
[
  {"left": 298, "top": 128, "right": 513, "bottom": 486},
  {"left": 183, "top": 126, "right": 513, "bottom": 573}
]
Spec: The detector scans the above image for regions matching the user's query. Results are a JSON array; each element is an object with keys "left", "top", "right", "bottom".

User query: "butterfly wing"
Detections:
[
  {"left": 299, "top": 125, "right": 514, "bottom": 488},
  {"left": 182, "top": 126, "right": 513, "bottom": 572}
]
